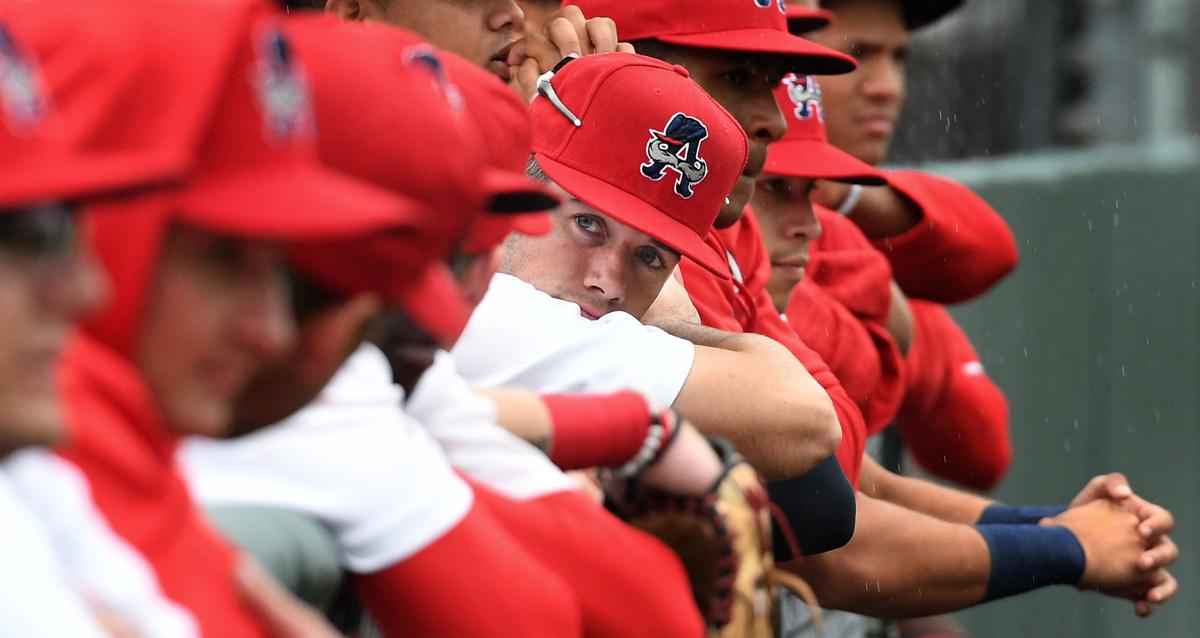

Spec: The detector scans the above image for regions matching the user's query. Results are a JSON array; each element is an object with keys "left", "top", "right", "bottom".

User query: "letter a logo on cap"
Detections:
[
  {"left": 753, "top": 0, "right": 787, "bottom": 13},
  {"left": 641, "top": 112, "right": 709, "bottom": 199},
  {"left": 252, "top": 28, "right": 314, "bottom": 144},
  {"left": 0, "top": 24, "right": 46, "bottom": 133},
  {"left": 784, "top": 74, "right": 824, "bottom": 123}
]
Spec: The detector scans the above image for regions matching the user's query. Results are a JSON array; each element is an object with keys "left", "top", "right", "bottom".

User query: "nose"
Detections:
[
  {"left": 781, "top": 195, "right": 822, "bottom": 242},
  {"left": 490, "top": 0, "right": 525, "bottom": 33},
  {"left": 744, "top": 87, "right": 788, "bottom": 146},
  {"left": 234, "top": 255, "right": 296, "bottom": 364},
  {"left": 40, "top": 241, "right": 110, "bottom": 321},
  {"left": 861, "top": 56, "right": 904, "bottom": 104},
  {"left": 582, "top": 246, "right": 626, "bottom": 310}
]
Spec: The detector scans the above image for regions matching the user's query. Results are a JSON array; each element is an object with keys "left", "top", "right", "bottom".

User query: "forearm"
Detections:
[
  {"left": 858, "top": 455, "right": 992, "bottom": 524},
  {"left": 845, "top": 185, "right": 923, "bottom": 238},
  {"left": 475, "top": 387, "right": 552, "bottom": 452},
  {"left": 674, "top": 332, "right": 840, "bottom": 479},
  {"left": 784, "top": 492, "right": 990, "bottom": 617}
]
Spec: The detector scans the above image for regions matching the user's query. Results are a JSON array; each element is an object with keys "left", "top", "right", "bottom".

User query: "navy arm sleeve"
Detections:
[{"left": 768, "top": 456, "right": 856, "bottom": 560}]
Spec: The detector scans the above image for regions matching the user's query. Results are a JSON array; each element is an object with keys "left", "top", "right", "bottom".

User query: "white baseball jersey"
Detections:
[
  {"left": 409, "top": 350, "right": 575, "bottom": 501},
  {"left": 452, "top": 273, "right": 696, "bottom": 407},
  {"left": 181, "top": 345, "right": 473, "bottom": 573},
  {"left": 1, "top": 449, "right": 197, "bottom": 638}
]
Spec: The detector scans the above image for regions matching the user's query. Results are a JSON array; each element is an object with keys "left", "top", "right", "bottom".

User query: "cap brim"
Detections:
[
  {"left": 535, "top": 152, "right": 729, "bottom": 281},
  {"left": 786, "top": 7, "right": 835, "bottom": 33},
  {"left": 176, "top": 162, "right": 418, "bottom": 241},
  {"left": 1, "top": 150, "right": 190, "bottom": 208},
  {"left": 395, "top": 263, "right": 472, "bottom": 349},
  {"left": 462, "top": 211, "right": 552, "bottom": 254},
  {"left": 765, "top": 139, "right": 887, "bottom": 185},
  {"left": 903, "top": 0, "right": 964, "bottom": 29},
  {"left": 657, "top": 28, "right": 856, "bottom": 75},
  {"left": 483, "top": 168, "right": 562, "bottom": 214}
]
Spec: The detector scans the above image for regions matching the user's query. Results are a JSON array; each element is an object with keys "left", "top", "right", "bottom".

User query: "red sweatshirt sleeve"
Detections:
[
  {"left": 786, "top": 278, "right": 905, "bottom": 437},
  {"left": 354, "top": 496, "right": 582, "bottom": 638},
  {"left": 874, "top": 171, "right": 1018, "bottom": 304},
  {"left": 749, "top": 285, "right": 866, "bottom": 489},
  {"left": 896, "top": 301, "right": 1011, "bottom": 490}
]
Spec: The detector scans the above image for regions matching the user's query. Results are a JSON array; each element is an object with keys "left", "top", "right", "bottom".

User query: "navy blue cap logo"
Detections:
[
  {"left": 0, "top": 24, "right": 47, "bottom": 133},
  {"left": 784, "top": 74, "right": 824, "bottom": 122},
  {"left": 252, "top": 27, "right": 314, "bottom": 143},
  {"left": 754, "top": 0, "right": 786, "bottom": 13},
  {"left": 404, "top": 44, "right": 463, "bottom": 113},
  {"left": 641, "top": 113, "right": 709, "bottom": 199}
]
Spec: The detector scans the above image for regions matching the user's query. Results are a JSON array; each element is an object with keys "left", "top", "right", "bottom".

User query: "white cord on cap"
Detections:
[{"left": 536, "top": 53, "right": 582, "bottom": 127}]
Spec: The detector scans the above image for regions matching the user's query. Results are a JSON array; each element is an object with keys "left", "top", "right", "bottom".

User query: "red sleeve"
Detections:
[
  {"left": 896, "top": 301, "right": 1011, "bottom": 490},
  {"left": 874, "top": 171, "right": 1018, "bottom": 304},
  {"left": 786, "top": 278, "right": 905, "bottom": 437},
  {"left": 810, "top": 207, "right": 894, "bottom": 324},
  {"left": 749, "top": 284, "right": 866, "bottom": 489},
  {"left": 354, "top": 497, "right": 582, "bottom": 638},
  {"left": 680, "top": 213, "right": 869, "bottom": 488}
]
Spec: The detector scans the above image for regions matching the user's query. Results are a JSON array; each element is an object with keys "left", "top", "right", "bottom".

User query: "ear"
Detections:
[
  {"left": 460, "top": 246, "right": 504, "bottom": 308},
  {"left": 324, "top": 0, "right": 386, "bottom": 22}
]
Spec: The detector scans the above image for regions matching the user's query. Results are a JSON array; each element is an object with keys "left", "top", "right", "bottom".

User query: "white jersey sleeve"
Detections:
[
  {"left": 180, "top": 345, "right": 472, "bottom": 574},
  {"left": 4, "top": 449, "right": 198, "bottom": 638},
  {"left": 452, "top": 273, "right": 696, "bottom": 407},
  {"left": 408, "top": 350, "right": 575, "bottom": 501}
]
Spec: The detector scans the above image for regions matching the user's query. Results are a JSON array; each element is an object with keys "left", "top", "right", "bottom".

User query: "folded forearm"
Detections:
[
  {"left": 784, "top": 493, "right": 990, "bottom": 617},
  {"left": 858, "top": 456, "right": 992, "bottom": 524}
]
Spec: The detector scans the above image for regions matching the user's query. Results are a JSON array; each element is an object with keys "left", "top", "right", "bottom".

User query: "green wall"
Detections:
[{"left": 919, "top": 141, "right": 1199, "bottom": 637}]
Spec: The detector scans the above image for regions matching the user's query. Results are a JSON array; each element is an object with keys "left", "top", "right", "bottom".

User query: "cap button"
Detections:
[{"left": 672, "top": 64, "right": 690, "bottom": 79}]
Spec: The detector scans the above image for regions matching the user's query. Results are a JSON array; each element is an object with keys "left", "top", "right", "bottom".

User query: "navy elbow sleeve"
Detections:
[{"left": 767, "top": 456, "right": 856, "bottom": 560}]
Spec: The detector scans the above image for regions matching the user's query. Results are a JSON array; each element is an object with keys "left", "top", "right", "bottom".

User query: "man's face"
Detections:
[
  {"left": 351, "top": 0, "right": 526, "bottom": 79},
  {"left": 645, "top": 46, "right": 790, "bottom": 228},
  {"left": 0, "top": 205, "right": 107, "bottom": 455},
  {"left": 136, "top": 224, "right": 296, "bottom": 438},
  {"left": 806, "top": 0, "right": 908, "bottom": 165},
  {"left": 751, "top": 174, "right": 822, "bottom": 312},
  {"left": 502, "top": 184, "right": 682, "bottom": 320}
]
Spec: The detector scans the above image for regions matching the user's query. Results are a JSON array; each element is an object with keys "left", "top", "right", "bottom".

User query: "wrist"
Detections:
[
  {"left": 975, "top": 524, "right": 1086, "bottom": 602},
  {"left": 977, "top": 504, "right": 1068, "bottom": 526}
]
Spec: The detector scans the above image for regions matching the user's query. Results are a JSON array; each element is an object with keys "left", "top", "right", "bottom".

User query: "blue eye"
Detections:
[
  {"left": 636, "top": 247, "right": 665, "bottom": 269},
  {"left": 573, "top": 215, "right": 599, "bottom": 233}
]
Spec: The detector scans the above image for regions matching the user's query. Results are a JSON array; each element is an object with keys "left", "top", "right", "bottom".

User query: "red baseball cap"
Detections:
[
  {"left": 439, "top": 50, "right": 555, "bottom": 255},
  {"left": 3, "top": 0, "right": 415, "bottom": 238},
  {"left": 281, "top": 16, "right": 487, "bottom": 347},
  {"left": 765, "top": 74, "right": 886, "bottom": 185},
  {"left": 566, "top": 0, "right": 855, "bottom": 75},
  {"left": 786, "top": 5, "right": 835, "bottom": 33},
  {"left": 0, "top": 0, "right": 250, "bottom": 207},
  {"left": 532, "top": 53, "right": 747, "bottom": 279}
]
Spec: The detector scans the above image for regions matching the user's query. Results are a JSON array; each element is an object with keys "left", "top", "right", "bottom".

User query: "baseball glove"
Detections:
[{"left": 606, "top": 437, "right": 822, "bottom": 637}]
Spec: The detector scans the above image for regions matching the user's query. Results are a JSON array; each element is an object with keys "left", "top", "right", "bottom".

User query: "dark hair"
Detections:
[
  {"left": 626, "top": 38, "right": 677, "bottom": 62},
  {"left": 280, "top": 0, "right": 325, "bottom": 10}
]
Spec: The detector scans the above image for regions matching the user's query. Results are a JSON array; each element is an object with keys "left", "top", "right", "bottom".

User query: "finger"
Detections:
[
  {"left": 1146, "top": 571, "right": 1178, "bottom": 604},
  {"left": 513, "top": 34, "right": 566, "bottom": 74},
  {"left": 1138, "top": 536, "right": 1179, "bottom": 571},
  {"left": 547, "top": 17, "right": 583, "bottom": 58},
  {"left": 547, "top": 4, "right": 587, "bottom": 36},
  {"left": 616, "top": 42, "right": 636, "bottom": 54},
  {"left": 1104, "top": 472, "right": 1132, "bottom": 500},
  {"left": 1134, "top": 601, "right": 1156, "bottom": 617},
  {"left": 585, "top": 17, "right": 619, "bottom": 53},
  {"left": 1135, "top": 504, "right": 1175, "bottom": 537},
  {"left": 512, "top": 58, "right": 542, "bottom": 104}
]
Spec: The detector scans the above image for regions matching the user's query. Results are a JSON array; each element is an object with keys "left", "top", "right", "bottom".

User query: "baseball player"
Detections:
[
  {"left": 0, "top": 7, "right": 214, "bottom": 635},
  {"left": 786, "top": 0, "right": 1012, "bottom": 491},
  {"left": 803, "top": 0, "right": 1018, "bottom": 303}
]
